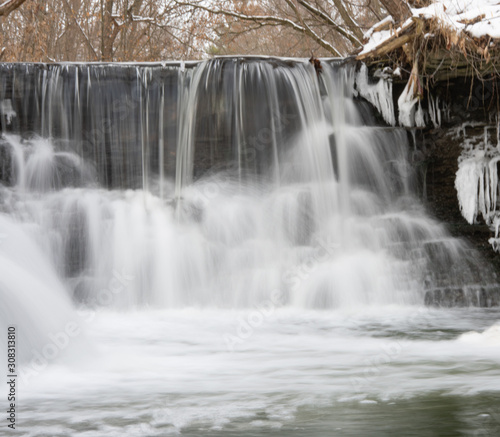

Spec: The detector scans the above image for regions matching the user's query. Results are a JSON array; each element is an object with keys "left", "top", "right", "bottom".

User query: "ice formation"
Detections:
[
  {"left": 428, "top": 96, "right": 441, "bottom": 128},
  {"left": 356, "top": 63, "right": 441, "bottom": 129},
  {"left": 397, "top": 81, "right": 427, "bottom": 128},
  {"left": 355, "top": 63, "right": 396, "bottom": 126},
  {"left": 397, "top": 79, "right": 419, "bottom": 127},
  {"left": 454, "top": 122, "right": 500, "bottom": 251}
]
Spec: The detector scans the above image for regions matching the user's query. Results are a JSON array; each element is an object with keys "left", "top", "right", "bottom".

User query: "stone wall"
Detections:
[{"left": 419, "top": 77, "right": 500, "bottom": 270}]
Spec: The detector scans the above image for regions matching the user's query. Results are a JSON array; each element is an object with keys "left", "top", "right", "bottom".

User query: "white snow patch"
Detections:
[
  {"left": 362, "top": 0, "right": 500, "bottom": 57},
  {"left": 360, "top": 30, "right": 393, "bottom": 56},
  {"left": 363, "top": 16, "right": 394, "bottom": 40}
]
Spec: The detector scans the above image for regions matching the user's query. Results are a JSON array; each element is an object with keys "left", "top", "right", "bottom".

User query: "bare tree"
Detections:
[
  {"left": 171, "top": 0, "right": 404, "bottom": 56},
  {"left": 0, "top": 0, "right": 213, "bottom": 62},
  {"left": 378, "top": 0, "right": 411, "bottom": 22},
  {"left": 0, "top": 0, "right": 413, "bottom": 61},
  {"left": 173, "top": 0, "right": 367, "bottom": 56}
]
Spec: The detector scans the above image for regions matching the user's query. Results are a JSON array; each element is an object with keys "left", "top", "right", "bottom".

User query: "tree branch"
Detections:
[
  {"left": 0, "top": 0, "right": 28, "bottom": 17},
  {"left": 378, "top": 0, "right": 411, "bottom": 23},
  {"left": 295, "top": 0, "right": 363, "bottom": 44},
  {"left": 173, "top": 0, "right": 343, "bottom": 56},
  {"left": 284, "top": 0, "right": 342, "bottom": 55},
  {"left": 62, "top": 0, "right": 99, "bottom": 60}
]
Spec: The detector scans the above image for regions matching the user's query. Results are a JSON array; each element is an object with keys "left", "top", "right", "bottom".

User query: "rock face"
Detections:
[
  {"left": 424, "top": 287, "right": 500, "bottom": 307},
  {"left": 403, "top": 77, "right": 500, "bottom": 306},
  {"left": 358, "top": 69, "right": 500, "bottom": 306},
  {"left": 0, "top": 60, "right": 499, "bottom": 307},
  {"left": 416, "top": 77, "right": 500, "bottom": 270}
]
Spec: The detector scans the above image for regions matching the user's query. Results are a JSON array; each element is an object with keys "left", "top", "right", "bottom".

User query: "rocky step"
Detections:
[{"left": 424, "top": 287, "right": 500, "bottom": 307}]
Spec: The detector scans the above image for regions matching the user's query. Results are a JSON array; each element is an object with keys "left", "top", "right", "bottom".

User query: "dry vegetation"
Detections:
[
  {"left": 0, "top": 0, "right": 391, "bottom": 61},
  {"left": 0, "top": 0, "right": 220, "bottom": 61},
  {"left": 357, "top": 11, "right": 500, "bottom": 84},
  {"left": 0, "top": 0, "right": 496, "bottom": 93}
]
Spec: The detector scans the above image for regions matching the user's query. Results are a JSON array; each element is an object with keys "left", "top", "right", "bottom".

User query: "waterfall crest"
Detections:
[{"left": 0, "top": 58, "right": 495, "bottom": 312}]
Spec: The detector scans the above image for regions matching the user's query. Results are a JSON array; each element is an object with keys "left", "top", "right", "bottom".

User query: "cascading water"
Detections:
[{"left": 0, "top": 58, "right": 499, "bottom": 436}]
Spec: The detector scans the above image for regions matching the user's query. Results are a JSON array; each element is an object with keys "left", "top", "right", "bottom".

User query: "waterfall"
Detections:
[
  {"left": 1, "top": 58, "right": 499, "bottom": 436},
  {"left": 0, "top": 59, "right": 493, "bottom": 331},
  {"left": 0, "top": 58, "right": 494, "bottom": 314}
]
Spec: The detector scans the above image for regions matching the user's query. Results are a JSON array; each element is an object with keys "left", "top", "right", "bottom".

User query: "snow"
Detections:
[
  {"left": 360, "top": 17, "right": 412, "bottom": 56},
  {"left": 363, "top": 16, "right": 394, "bottom": 40},
  {"left": 359, "top": 30, "right": 393, "bottom": 56},
  {"left": 362, "top": 0, "right": 500, "bottom": 57},
  {"left": 415, "top": 0, "right": 500, "bottom": 38}
]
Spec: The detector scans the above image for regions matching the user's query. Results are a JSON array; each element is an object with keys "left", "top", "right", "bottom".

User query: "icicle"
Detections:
[
  {"left": 478, "top": 164, "right": 486, "bottom": 219},
  {"left": 489, "top": 157, "right": 500, "bottom": 215},
  {"left": 497, "top": 112, "right": 500, "bottom": 150},
  {"left": 415, "top": 101, "right": 425, "bottom": 127},
  {"left": 428, "top": 96, "right": 435, "bottom": 127},
  {"left": 436, "top": 97, "right": 441, "bottom": 126},
  {"left": 455, "top": 157, "right": 485, "bottom": 224},
  {"left": 427, "top": 96, "right": 441, "bottom": 128},
  {"left": 398, "top": 81, "right": 418, "bottom": 127},
  {"left": 488, "top": 214, "right": 500, "bottom": 251},
  {"left": 397, "top": 62, "right": 423, "bottom": 128},
  {"left": 355, "top": 64, "right": 396, "bottom": 126}
]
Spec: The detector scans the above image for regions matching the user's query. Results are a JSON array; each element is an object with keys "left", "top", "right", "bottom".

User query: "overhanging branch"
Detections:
[
  {"left": 173, "top": 0, "right": 344, "bottom": 56},
  {"left": 0, "top": 0, "right": 28, "bottom": 17},
  {"left": 295, "top": 0, "right": 363, "bottom": 45}
]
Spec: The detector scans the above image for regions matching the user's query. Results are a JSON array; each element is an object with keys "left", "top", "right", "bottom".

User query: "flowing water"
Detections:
[{"left": 0, "top": 58, "right": 499, "bottom": 436}]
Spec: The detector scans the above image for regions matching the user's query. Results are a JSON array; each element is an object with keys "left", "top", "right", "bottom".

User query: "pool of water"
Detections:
[{"left": 16, "top": 306, "right": 500, "bottom": 436}]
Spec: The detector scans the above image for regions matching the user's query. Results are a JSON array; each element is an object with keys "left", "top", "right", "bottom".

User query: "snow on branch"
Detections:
[
  {"left": 359, "top": 0, "right": 500, "bottom": 61},
  {"left": 131, "top": 15, "right": 155, "bottom": 22}
]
